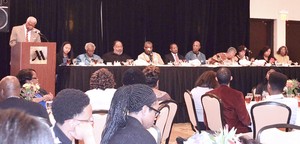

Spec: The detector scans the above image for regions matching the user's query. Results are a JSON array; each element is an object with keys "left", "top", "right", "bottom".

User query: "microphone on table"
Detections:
[
  {"left": 33, "top": 30, "right": 49, "bottom": 42},
  {"left": 244, "top": 47, "right": 252, "bottom": 54},
  {"left": 147, "top": 48, "right": 153, "bottom": 62}
]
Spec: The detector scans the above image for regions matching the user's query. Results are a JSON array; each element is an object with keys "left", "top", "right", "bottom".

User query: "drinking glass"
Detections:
[
  {"left": 254, "top": 94, "right": 262, "bottom": 102},
  {"left": 245, "top": 93, "right": 253, "bottom": 104},
  {"left": 66, "top": 59, "right": 71, "bottom": 66},
  {"left": 72, "top": 59, "right": 77, "bottom": 65}
]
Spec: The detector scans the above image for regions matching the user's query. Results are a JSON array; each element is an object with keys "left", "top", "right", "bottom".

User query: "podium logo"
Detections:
[{"left": 30, "top": 46, "right": 48, "bottom": 64}]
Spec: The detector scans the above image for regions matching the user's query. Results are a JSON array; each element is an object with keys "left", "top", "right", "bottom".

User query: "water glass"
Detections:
[{"left": 245, "top": 93, "right": 253, "bottom": 104}]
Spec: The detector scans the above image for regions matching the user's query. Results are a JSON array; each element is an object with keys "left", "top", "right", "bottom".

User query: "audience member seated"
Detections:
[
  {"left": 122, "top": 68, "right": 146, "bottom": 85},
  {"left": 0, "top": 109, "right": 54, "bottom": 144},
  {"left": 102, "top": 40, "right": 131, "bottom": 63},
  {"left": 164, "top": 43, "right": 185, "bottom": 64},
  {"left": 208, "top": 47, "right": 238, "bottom": 65},
  {"left": 137, "top": 41, "right": 164, "bottom": 65},
  {"left": 56, "top": 41, "right": 74, "bottom": 67},
  {"left": 274, "top": 46, "right": 290, "bottom": 64},
  {"left": 254, "top": 68, "right": 281, "bottom": 96},
  {"left": 185, "top": 40, "right": 206, "bottom": 64},
  {"left": 207, "top": 68, "right": 251, "bottom": 134},
  {"left": 255, "top": 46, "right": 275, "bottom": 64},
  {"left": 143, "top": 65, "right": 171, "bottom": 101},
  {"left": 101, "top": 84, "right": 159, "bottom": 144},
  {"left": 16, "top": 68, "right": 53, "bottom": 108},
  {"left": 265, "top": 72, "right": 298, "bottom": 124},
  {"left": 191, "top": 70, "right": 219, "bottom": 131},
  {"left": 76, "top": 42, "right": 102, "bottom": 65},
  {"left": 85, "top": 68, "right": 116, "bottom": 111},
  {"left": 0, "top": 76, "right": 50, "bottom": 123},
  {"left": 51, "top": 89, "right": 96, "bottom": 144}
]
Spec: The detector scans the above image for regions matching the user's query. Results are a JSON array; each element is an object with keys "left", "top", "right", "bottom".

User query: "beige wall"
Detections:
[{"left": 250, "top": 0, "right": 300, "bottom": 51}]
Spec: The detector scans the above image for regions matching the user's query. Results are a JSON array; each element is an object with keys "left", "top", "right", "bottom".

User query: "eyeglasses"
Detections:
[
  {"left": 74, "top": 118, "right": 94, "bottom": 123},
  {"left": 148, "top": 106, "right": 160, "bottom": 117},
  {"left": 32, "top": 77, "right": 38, "bottom": 80}
]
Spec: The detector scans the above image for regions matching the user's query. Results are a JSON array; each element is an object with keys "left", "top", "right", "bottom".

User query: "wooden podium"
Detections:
[{"left": 11, "top": 42, "right": 56, "bottom": 95}]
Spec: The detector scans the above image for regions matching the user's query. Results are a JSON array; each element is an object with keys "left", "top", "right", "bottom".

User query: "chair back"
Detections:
[
  {"left": 155, "top": 104, "right": 170, "bottom": 137},
  {"left": 147, "top": 125, "right": 162, "bottom": 144},
  {"left": 159, "top": 100, "right": 178, "bottom": 143},
  {"left": 251, "top": 101, "right": 291, "bottom": 139},
  {"left": 92, "top": 110, "right": 109, "bottom": 144},
  {"left": 201, "top": 93, "right": 225, "bottom": 131},
  {"left": 257, "top": 123, "right": 300, "bottom": 144},
  {"left": 183, "top": 91, "right": 198, "bottom": 132}
]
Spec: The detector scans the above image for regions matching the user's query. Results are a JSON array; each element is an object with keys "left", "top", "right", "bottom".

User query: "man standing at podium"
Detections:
[{"left": 9, "top": 16, "right": 41, "bottom": 47}]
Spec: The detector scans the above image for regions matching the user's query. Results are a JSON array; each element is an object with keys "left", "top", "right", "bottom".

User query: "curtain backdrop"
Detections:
[{"left": 0, "top": 0, "right": 249, "bottom": 78}]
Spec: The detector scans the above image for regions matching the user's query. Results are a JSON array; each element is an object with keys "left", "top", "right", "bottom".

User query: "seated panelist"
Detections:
[
  {"left": 137, "top": 41, "right": 164, "bottom": 65},
  {"left": 164, "top": 43, "right": 185, "bottom": 64},
  {"left": 185, "top": 41, "right": 206, "bottom": 64},
  {"left": 76, "top": 42, "right": 102, "bottom": 65},
  {"left": 208, "top": 47, "right": 238, "bottom": 64},
  {"left": 102, "top": 40, "right": 131, "bottom": 63}
]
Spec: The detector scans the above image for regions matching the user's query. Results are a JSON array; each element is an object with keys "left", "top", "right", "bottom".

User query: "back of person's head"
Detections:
[
  {"left": 268, "top": 72, "right": 287, "bottom": 92},
  {"left": 52, "top": 88, "right": 90, "bottom": 124},
  {"left": 122, "top": 68, "right": 146, "bottom": 85},
  {"left": 0, "top": 109, "right": 54, "bottom": 144},
  {"left": 0, "top": 76, "right": 21, "bottom": 99},
  {"left": 101, "top": 84, "right": 156, "bottom": 144},
  {"left": 143, "top": 65, "right": 160, "bottom": 88},
  {"left": 195, "top": 70, "right": 219, "bottom": 88},
  {"left": 216, "top": 67, "right": 232, "bottom": 85},
  {"left": 16, "top": 68, "right": 35, "bottom": 86},
  {"left": 90, "top": 68, "right": 116, "bottom": 90}
]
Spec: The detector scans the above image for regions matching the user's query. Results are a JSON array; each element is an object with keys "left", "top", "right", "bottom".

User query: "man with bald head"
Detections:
[
  {"left": 9, "top": 16, "right": 41, "bottom": 47},
  {"left": 185, "top": 41, "right": 206, "bottom": 64},
  {"left": 0, "top": 76, "right": 49, "bottom": 123}
]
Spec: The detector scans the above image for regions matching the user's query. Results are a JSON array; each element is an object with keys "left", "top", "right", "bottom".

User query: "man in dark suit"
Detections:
[
  {"left": 0, "top": 76, "right": 50, "bottom": 124},
  {"left": 164, "top": 43, "right": 185, "bottom": 64},
  {"left": 207, "top": 67, "right": 251, "bottom": 134}
]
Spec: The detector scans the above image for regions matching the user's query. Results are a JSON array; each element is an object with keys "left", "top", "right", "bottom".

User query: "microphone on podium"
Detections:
[{"left": 33, "top": 30, "right": 49, "bottom": 42}]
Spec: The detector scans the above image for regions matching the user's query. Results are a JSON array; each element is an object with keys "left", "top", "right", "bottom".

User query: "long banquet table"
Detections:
[{"left": 56, "top": 65, "right": 300, "bottom": 123}]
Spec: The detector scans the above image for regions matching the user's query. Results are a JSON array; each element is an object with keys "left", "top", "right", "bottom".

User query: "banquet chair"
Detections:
[
  {"left": 155, "top": 104, "right": 170, "bottom": 138},
  {"left": 92, "top": 110, "right": 109, "bottom": 144},
  {"left": 147, "top": 125, "right": 162, "bottom": 144},
  {"left": 159, "top": 100, "right": 178, "bottom": 144},
  {"left": 201, "top": 93, "right": 225, "bottom": 132},
  {"left": 183, "top": 91, "right": 199, "bottom": 132},
  {"left": 250, "top": 101, "right": 291, "bottom": 139},
  {"left": 257, "top": 123, "right": 300, "bottom": 144}
]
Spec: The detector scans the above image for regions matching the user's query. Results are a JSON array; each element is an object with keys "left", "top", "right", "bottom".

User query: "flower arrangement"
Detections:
[
  {"left": 20, "top": 83, "right": 40, "bottom": 101},
  {"left": 284, "top": 79, "right": 299, "bottom": 95},
  {"left": 184, "top": 125, "right": 242, "bottom": 144}
]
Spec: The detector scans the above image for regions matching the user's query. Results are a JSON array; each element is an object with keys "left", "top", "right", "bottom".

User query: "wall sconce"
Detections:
[{"left": 279, "top": 10, "right": 288, "bottom": 21}]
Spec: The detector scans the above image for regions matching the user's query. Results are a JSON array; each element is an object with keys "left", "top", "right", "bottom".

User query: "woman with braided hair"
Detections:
[{"left": 101, "top": 84, "right": 159, "bottom": 144}]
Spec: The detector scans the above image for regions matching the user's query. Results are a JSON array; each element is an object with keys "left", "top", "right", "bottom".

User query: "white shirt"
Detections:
[
  {"left": 85, "top": 88, "right": 116, "bottom": 111},
  {"left": 265, "top": 94, "right": 298, "bottom": 124},
  {"left": 191, "top": 87, "right": 213, "bottom": 122}
]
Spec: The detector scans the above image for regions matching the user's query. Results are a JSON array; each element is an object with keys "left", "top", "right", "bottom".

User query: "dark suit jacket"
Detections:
[
  {"left": 109, "top": 116, "right": 156, "bottom": 144},
  {"left": 207, "top": 85, "right": 251, "bottom": 134},
  {"left": 0, "top": 97, "right": 50, "bottom": 122},
  {"left": 164, "top": 53, "right": 185, "bottom": 64}
]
